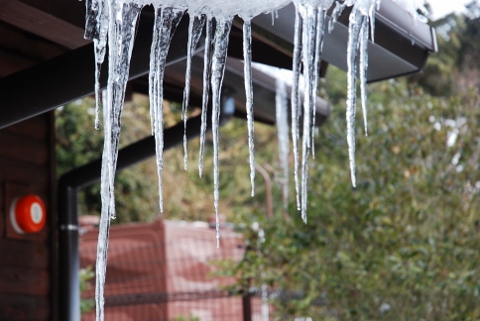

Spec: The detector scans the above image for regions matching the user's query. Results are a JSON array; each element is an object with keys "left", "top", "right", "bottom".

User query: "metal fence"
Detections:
[{"left": 79, "top": 219, "right": 272, "bottom": 321}]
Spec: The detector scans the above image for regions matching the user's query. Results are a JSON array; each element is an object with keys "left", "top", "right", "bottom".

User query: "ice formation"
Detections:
[
  {"left": 275, "top": 77, "right": 289, "bottom": 208},
  {"left": 84, "top": 0, "right": 427, "bottom": 319}
]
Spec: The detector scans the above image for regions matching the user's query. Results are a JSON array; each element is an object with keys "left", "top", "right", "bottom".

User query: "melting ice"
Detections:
[{"left": 84, "top": 0, "right": 427, "bottom": 320}]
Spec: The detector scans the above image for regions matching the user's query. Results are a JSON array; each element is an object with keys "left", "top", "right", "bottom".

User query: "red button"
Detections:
[{"left": 10, "top": 195, "right": 46, "bottom": 234}]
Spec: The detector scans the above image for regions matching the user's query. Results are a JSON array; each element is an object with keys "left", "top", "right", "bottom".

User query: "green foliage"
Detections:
[
  {"left": 459, "top": 1, "right": 480, "bottom": 68},
  {"left": 55, "top": 95, "right": 279, "bottom": 223},
  {"left": 170, "top": 314, "right": 202, "bottom": 321},
  {"left": 161, "top": 116, "right": 284, "bottom": 222},
  {"left": 55, "top": 95, "right": 158, "bottom": 223},
  {"left": 80, "top": 266, "right": 95, "bottom": 314},
  {"left": 229, "top": 73, "right": 480, "bottom": 320},
  {"left": 411, "top": 4, "right": 480, "bottom": 96}
]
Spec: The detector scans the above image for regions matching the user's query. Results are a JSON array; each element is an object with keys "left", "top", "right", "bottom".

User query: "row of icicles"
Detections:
[{"left": 83, "top": 0, "right": 414, "bottom": 320}]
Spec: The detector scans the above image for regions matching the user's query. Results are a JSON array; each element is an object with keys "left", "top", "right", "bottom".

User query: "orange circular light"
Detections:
[{"left": 10, "top": 194, "right": 46, "bottom": 234}]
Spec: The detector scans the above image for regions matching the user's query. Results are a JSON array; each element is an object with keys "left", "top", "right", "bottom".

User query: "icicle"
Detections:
[
  {"left": 182, "top": 15, "right": 206, "bottom": 170},
  {"left": 291, "top": 6, "right": 302, "bottom": 211},
  {"left": 369, "top": 3, "right": 376, "bottom": 43},
  {"left": 310, "top": 9, "right": 327, "bottom": 159},
  {"left": 243, "top": 19, "right": 256, "bottom": 197},
  {"left": 95, "top": 2, "right": 142, "bottom": 320},
  {"left": 84, "top": 0, "right": 109, "bottom": 130},
  {"left": 198, "top": 17, "right": 213, "bottom": 178},
  {"left": 346, "top": 7, "right": 364, "bottom": 188},
  {"left": 300, "top": 18, "right": 312, "bottom": 221},
  {"left": 328, "top": 2, "right": 346, "bottom": 33},
  {"left": 149, "top": 7, "right": 184, "bottom": 213},
  {"left": 148, "top": 8, "right": 160, "bottom": 136},
  {"left": 291, "top": 1, "right": 332, "bottom": 219},
  {"left": 261, "top": 282, "right": 270, "bottom": 321},
  {"left": 94, "top": 49, "right": 105, "bottom": 130},
  {"left": 359, "top": 15, "right": 369, "bottom": 136},
  {"left": 275, "top": 77, "right": 289, "bottom": 209},
  {"left": 210, "top": 18, "right": 233, "bottom": 248},
  {"left": 299, "top": 4, "right": 319, "bottom": 223},
  {"left": 96, "top": 104, "right": 113, "bottom": 321}
]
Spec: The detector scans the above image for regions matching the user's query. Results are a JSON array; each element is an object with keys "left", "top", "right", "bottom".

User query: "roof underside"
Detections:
[{"left": 0, "top": 0, "right": 436, "bottom": 128}]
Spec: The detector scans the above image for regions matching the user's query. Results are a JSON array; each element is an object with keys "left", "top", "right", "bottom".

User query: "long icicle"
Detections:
[
  {"left": 95, "top": 2, "right": 142, "bottom": 321},
  {"left": 210, "top": 18, "right": 233, "bottom": 248},
  {"left": 150, "top": 7, "right": 184, "bottom": 213},
  {"left": 150, "top": 6, "right": 165, "bottom": 213},
  {"left": 198, "top": 17, "right": 213, "bottom": 178},
  {"left": 94, "top": 44, "right": 106, "bottom": 130},
  {"left": 275, "top": 77, "right": 289, "bottom": 209},
  {"left": 84, "top": 0, "right": 108, "bottom": 130},
  {"left": 243, "top": 19, "right": 256, "bottom": 197},
  {"left": 291, "top": 5, "right": 302, "bottom": 210},
  {"left": 148, "top": 7, "right": 161, "bottom": 136},
  {"left": 310, "top": 9, "right": 326, "bottom": 159},
  {"left": 299, "top": 4, "right": 317, "bottom": 223},
  {"left": 182, "top": 15, "right": 206, "bottom": 170},
  {"left": 346, "top": 8, "right": 364, "bottom": 188},
  {"left": 360, "top": 14, "right": 369, "bottom": 136},
  {"left": 97, "top": 111, "right": 112, "bottom": 321}
]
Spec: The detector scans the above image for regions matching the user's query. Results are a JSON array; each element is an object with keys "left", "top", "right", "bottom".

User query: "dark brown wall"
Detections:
[{"left": 0, "top": 113, "right": 55, "bottom": 321}]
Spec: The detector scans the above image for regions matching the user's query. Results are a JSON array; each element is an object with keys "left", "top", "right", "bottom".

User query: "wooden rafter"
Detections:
[{"left": 0, "top": 0, "right": 89, "bottom": 49}]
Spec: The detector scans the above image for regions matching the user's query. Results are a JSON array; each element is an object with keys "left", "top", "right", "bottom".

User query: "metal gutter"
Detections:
[
  {"left": 250, "top": 0, "right": 437, "bottom": 82},
  {"left": 164, "top": 56, "right": 331, "bottom": 126}
]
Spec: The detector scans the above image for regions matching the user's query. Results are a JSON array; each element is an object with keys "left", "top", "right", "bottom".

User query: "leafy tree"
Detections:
[
  {"left": 80, "top": 266, "right": 95, "bottom": 314},
  {"left": 459, "top": 1, "right": 480, "bottom": 68},
  {"left": 410, "top": 1, "right": 480, "bottom": 96},
  {"left": 170, "top": 314, "right": 202, "bottom": 321},
  {"left": 226, "top": 69, "right": 480, "bottom": 320},
  {"left": 56, "top": 95, "right": 159, "bottom": 223},
  {"left": 55, "top": 95, "right": 277, "bottom": 223}
]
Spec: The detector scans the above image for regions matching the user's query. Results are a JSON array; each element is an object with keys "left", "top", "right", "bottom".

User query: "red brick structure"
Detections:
[{"left": 80, "top": 219, "right": 250, "bottom": 321}]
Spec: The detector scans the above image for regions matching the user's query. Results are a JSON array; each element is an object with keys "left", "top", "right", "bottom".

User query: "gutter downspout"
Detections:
[{"left": 57, "top": 91, "right": 235, "bottom": 321}]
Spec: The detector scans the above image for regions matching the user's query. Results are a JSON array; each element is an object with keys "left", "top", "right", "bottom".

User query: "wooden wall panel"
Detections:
[
  {"left": 0, "top": 131, "right": 48, "bottom": 165},
  {"left": 0, "top": 266, "right": 49, "bottom": 296},
  {"left": 0, "top": 113, "right": 54, "bottom": 321},
  {"left": 0, "top": 293, "right": 49, "bottom": 321},
  {"left": 2, "top": 112, "right": 47, "bottom": 140},
  {"left": 0, "top": 239, "right": 48, "bottom": 268},
  {"left": 0, "top": 158, "right": 49, "bottom": 187}
]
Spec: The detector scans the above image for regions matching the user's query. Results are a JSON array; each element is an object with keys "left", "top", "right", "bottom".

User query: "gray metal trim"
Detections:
[{"left": 250, "top": 0, "right": 436, "bottom": 82}]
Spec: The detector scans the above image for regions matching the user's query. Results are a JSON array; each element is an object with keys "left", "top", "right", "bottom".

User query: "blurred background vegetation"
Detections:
[{"left": 57, "top": 2, "right": 480, "bottom": 320}]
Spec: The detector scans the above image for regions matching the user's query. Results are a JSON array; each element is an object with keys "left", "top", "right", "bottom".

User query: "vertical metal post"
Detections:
[
  {"left": 242, "top": 290, "right": 252, "bottom": 321},
  {"left": 58, "top": 184, "right": 81, "bottom": 321}
]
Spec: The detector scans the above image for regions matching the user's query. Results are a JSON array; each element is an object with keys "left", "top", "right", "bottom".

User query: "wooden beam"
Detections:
[
  {"left": 0, "top": 48, "right": 36, "bottom": 77},
  {"left": 0, "top": 0, "right": 89, "bottom": 49}
]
